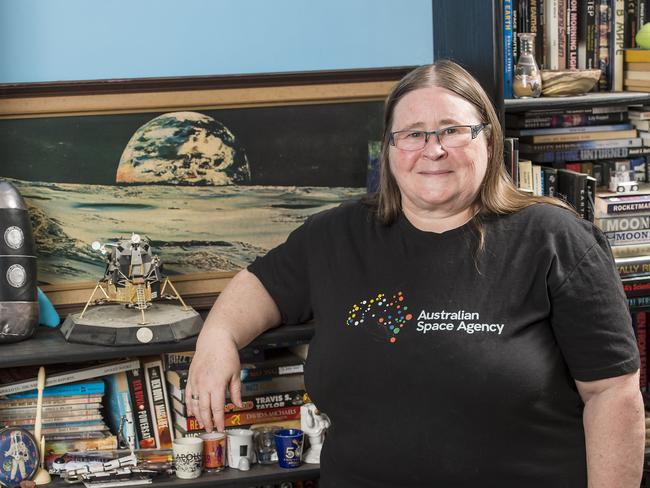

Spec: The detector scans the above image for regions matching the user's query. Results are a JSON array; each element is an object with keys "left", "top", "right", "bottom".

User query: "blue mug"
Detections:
[{"left": 274, "top": 429, "right": 304, "bottom": 468}]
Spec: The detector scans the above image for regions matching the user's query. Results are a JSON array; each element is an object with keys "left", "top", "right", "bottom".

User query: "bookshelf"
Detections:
[
  {"left": 0, "top": 323, "right": 315, "bottom": 369},
  {"left": 44, "top": 463, "right": 320, "bottom": 487},
  {"left": 505, "top": 92, "right": 650, "bottom": 113}
]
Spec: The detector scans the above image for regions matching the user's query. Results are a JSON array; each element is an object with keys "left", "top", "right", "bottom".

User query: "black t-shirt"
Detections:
[{"left": 248, "top": 200, "right": 639, "bottom": 488}]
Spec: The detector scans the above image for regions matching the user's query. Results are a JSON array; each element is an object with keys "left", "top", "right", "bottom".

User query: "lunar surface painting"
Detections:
[{"left": 4, "top": 109, "right": 370, "bottom": 285}]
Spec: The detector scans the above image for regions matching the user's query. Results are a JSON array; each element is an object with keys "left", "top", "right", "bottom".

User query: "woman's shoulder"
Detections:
[
  {"left": 494, "top": 202, "right": 605, "bottom": 249},
  {"left": 305, "top": 197, "right": 374, "bottom": 228}
]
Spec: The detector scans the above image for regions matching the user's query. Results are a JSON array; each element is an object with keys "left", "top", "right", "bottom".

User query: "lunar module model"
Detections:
[{"left": 60, "top": 234, "right": 202, "bottom": 346}]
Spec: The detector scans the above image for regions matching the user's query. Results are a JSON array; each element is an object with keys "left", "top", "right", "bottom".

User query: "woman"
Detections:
[{"left": 186, "top": 60, "right": 644, "bottom": 487}]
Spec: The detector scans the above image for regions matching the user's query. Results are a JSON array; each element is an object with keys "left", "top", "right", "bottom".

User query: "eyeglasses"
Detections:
[{"left": 389, "top": 123, "right": 488, "bottom": 151}]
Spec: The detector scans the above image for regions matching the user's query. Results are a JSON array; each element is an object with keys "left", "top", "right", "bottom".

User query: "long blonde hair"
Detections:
[{"left": 372, "top": 60, "right": 574, "bottom": 249}]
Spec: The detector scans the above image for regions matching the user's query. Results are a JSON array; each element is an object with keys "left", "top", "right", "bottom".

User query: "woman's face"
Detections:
[{"left": 388, "top": 86, "right": 489, "bottom": 217}]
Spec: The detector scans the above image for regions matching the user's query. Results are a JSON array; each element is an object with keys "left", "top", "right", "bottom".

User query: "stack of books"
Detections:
[
  {"left": 0, "top": 379, "right": 116, "bottom": 463},
  {"left": 165, "top": 348, "right": 308, "bottom": 437},
  {"left": 624, "top": 48, "right": 650, "bottom": 93},
  {"left": 594, "top": 190, "right": 650, "bottom": 390}
]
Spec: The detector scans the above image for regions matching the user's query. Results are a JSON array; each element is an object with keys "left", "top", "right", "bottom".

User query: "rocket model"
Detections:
[{"left": 0, "top": 180, "right": 38, "bottom": 343}]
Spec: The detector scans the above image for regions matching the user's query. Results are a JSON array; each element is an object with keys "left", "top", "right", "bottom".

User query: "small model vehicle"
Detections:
[
  {"left": 60, "top": 233, "right": 202, "bottom": 346},
  {"left": 609, "top": 170, "right": 640, "bottom": 193}
]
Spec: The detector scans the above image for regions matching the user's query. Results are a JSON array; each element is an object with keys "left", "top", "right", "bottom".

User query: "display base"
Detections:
[{"left": 60, "top": 302, "right": 202, "bottom": 346}]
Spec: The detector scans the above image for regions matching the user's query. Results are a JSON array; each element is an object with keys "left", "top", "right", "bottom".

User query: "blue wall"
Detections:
[{"left": 0, "top": 0, "right": 433, "bottom": 83}]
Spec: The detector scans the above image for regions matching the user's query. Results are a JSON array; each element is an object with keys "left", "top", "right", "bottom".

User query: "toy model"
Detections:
[
  {"left": 609, "top": 170, "right": 640, "bottom": 193},
  {"left": 80, "top": 233, "right": 188, "bottom": 325},
  {"left": 60, "top": 234, "right": 202, "bottom": 346}
]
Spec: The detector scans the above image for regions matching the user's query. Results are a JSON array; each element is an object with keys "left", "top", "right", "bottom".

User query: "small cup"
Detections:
[
  {"left": 274, "top": 428, "right": 304, "bottom": 469},
  {"left": 200, "top": 432, "right": 226, "bottom": 472},
  {"left": 173, "top": 436, "right": 203, "bottom": 479},
  {"left": 252, "top": 426, "right": 280, "bottom": 465},
  {"left": 226, "top": 428, "right": 254, "bottom": 470}
]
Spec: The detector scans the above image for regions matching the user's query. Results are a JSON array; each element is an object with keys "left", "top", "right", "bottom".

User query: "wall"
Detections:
[{"left": 0, "top": 0, "right": 433, "bottom": 83}]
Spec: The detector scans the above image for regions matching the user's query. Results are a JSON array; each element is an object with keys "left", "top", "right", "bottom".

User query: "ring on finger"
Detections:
[{"left": 191, "top": 393, "right": 200, "bottom": 401}]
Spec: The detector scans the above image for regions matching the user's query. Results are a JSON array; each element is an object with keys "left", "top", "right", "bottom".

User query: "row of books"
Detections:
[
  {"left": 0, "top": 347, "right": 309, "bottom": 462},
  {"left": 165, "top": 348, "right": 308, "bottom": 437},
  {"left": 503, "top": 0, "right": 642, "bottom": 97}
]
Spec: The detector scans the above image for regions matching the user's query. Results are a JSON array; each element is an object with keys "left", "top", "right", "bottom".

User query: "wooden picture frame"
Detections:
[{"left": 0, "top": 68, "right": 412, "bottom": 313}]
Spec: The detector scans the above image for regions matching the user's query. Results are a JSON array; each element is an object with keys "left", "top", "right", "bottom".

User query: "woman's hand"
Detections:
[{"left": 185, "top": 328, "right": 243, "bottom": 432}]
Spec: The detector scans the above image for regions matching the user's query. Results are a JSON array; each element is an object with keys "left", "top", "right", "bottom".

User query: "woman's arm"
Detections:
[
  {"left": 185, "top": 269, "right": 282, "bottom": 432},
  {"left": 576, "top": 370, "right": 645, "bottom": 488}
]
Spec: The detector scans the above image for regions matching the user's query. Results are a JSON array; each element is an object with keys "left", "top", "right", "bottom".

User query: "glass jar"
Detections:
[{"left": 513, "top": 33, "right": 542, "bottom": 98}]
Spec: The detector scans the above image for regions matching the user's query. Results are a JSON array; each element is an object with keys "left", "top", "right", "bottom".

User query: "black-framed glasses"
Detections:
[{"left": 389, "top": 123, "right": 488, "bottom": 151}]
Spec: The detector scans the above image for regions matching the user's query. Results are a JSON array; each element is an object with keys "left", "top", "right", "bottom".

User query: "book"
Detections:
[
  {"left": 616, "top": 255, "right": 650, "bottom": 277},
  {"left": 42, "top": 421, "right": 109, "bottom": 436},
  {"left": 518, "top": 159, "right": 533, "bottom": 191},
  {"left": 585, "top": 176, "right": 597, "bottom": 221},
  {"left": 143, "top": 358, "right": 174, "bottom": 449},
  {"left": 532, "top": 164, "right": 543, "bottom": 196},
  {"left": 172, "top": 389, "right": 308, "bottom": 417},
  {"left": 542, "top": 166, "right": 558, "bottom": 197},
  {"left": 0, "top": 394, "right": 104, "bottom": 409},
  {"left": 567, "top": 0, "right": 579, "bottom": 69},
  {"left": 596, "top": 193, "right": 650, "bottom": 215},
  {"left": 504, "top": 0, "right": 514, "bottom": 98},
  {"left": 595, "top": 213, "right": 650, "bottom": 232},
  {"left": 45, "top": 433, "right": 118, "bottom": 456},
  {"left": 605, "top": 229, "right": 650, "bottom": 245},
  {"left": 167, "top": 373, "right": 306, "bottom": 404},
  {"left": 0, "top": 412, "right": 103, "bottom": 427},
  {"left": 544, "top": 0, "right": 560, "bottom": 69},
  {"left": 557, "top": 168, "right": 587, "bottom": 215},
  {"left": 525, "top": 148, "right": 649, "bottom": 164},
  {"left": 505, "top": 111, "right": 628, "bottom": 129},
  {"left": 598, "top": 0, "right": 612, "bottom": 91},
  {"left": 0, "top": 403, "right": 102, "bottom": 418},
  {"left": 126, "top": 368, "right": 156, "bottom": 449},
  {"left": 5, "top": 380, "right": 105, "bottom": 399},
  {"left": 517, "top": 128, "right": 638, "bottom": 144},
  {"left": 103, "top": 372, "right": 136, "bottom": 450},
  {"left": 506, "top": 122, "right": 633, "bottom": 136},
  {"left": 519, "top": 137, "right": 640, "bottom": 152},
  {"left": 611, "top": 242, "right": 650, "bottom": 257},
  {"left": 622, "top": 274, "right": 650, "bottom": 295},
  {"left": 0, "top": 359, "right": 140, "bottom": 396},
  {"left": 173, "top": 404, "right": 302, "bottom": 431},
  {"left": 633, "top": 311, "right": 647, "bottom": 390},
  {"left": 612, "top": 0, "right": 625, "bottom": 91},
  {"left": 625, "top": 48, "right": 650, "bottom": 62}
]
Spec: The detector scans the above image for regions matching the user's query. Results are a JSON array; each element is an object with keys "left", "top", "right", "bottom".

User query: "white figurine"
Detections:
[{"left": 300, "top": 403, "right": 331, "bottom": 464}]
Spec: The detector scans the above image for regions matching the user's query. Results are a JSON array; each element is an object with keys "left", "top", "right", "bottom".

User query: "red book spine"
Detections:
[{"left": 636, "top": 311, "right": 647, "bottom": 391}]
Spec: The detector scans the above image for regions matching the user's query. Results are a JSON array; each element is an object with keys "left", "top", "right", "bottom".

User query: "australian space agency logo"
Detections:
[{"left": 346, "top": 291, "right": 413, "bottom": 344}]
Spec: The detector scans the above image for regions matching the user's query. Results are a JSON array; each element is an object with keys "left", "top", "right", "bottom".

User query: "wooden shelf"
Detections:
[
  {"left": 45, "top": 463, "right": 319, "bottom": 487},
  {"left": 504, "top": 91, "right": 650, "bottom": 112},
  {"left": 0, "top": 323, "right": 315, "bottom": 368}
]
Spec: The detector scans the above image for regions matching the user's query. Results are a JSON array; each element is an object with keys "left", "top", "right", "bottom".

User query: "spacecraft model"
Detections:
[{"left": 60, "top": 234, "right": 202, "bottom": 346}]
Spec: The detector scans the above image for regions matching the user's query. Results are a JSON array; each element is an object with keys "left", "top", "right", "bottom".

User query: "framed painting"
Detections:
[{"left": 0, "top": 68, "right": 410, "bottom": 312}]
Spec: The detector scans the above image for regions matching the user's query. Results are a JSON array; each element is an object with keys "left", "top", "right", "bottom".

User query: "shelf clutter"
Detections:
[{"left": 0, "top": 326, "right": 318, "bottom": 487}]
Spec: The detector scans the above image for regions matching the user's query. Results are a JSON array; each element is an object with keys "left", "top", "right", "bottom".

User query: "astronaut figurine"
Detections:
[
  {"left": 300, "top": 403, "right": 331, "bottom": 464},
  {"left": 6, "top": 430, "right": 29, "bottom": 480}
]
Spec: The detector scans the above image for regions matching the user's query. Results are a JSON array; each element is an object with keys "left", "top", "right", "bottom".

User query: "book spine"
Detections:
[
  {"left": 585, "top": 176, "right": 597, "bottom": 221},
  {"left": 162, "top": 352, "right": 194, "bottom": 372},
  {"left": 545, "top": 0, "right": 560, "bottom": 68},
  {"left": 595, "top": 213, "right": 650, "bottom": 232},
  {"left": 568, "top": 0, "right": 579, "bottom": 68},
  {"left": 626, "top": 0, "right": 638, "bottom": 48},
  {"left": 558, "top": 0, "right": 568, "bottom": 68},
  {"left": 504, "top": 0, "right": 514, "bottom": 98},
  {"left": 6, "top": 381, "right": 105, "bottom": 399},
  {"left": 582, "top": 0, "right": 598, "bottom": 69},
  {"left": 616, "top": 257, "right": 650, "bottom": 276},
  {"left": 126, "top": 368, "right": 156, "bottom": 449},
  {"left": 520, "top": 136, "right": 638, "bottom": 151},
  {"left": 524, "top": 128, "right": 637, "bottom": 143},
  {"left": 144, "top": 359, "right": 174, "bottom": 448},
  {"left": 613, "top": 0, "right": 625, "bottom": 91},
  {"left": 627, "top": 296, "right": 650, "bottom": 308},
  {"left": 0, "top": 359, "right": 140, "bottom": 396},
  {"left": 173, "top": 404, "right": 303, "bottom": 431},
  {"left": 532, "top": 0, "right": 544, "bottom": 67},
  {"left": 604, "top": 201, "right": 650, "bottom": 214},
  {"left": 506, "top": 111, "right": 627, "bottom": 129},
  {"left": 622, "top": 277, "right": 650, "bottom": 295},
  {"left": 611, "top": 242, "right": 650, "bottom": 257},
  {"left": 598, "top": 0, "right": 612, "bottom": 90},
  {"left": 508, "top": 122, "right": 632, "bottom": 136},
  {"left": 542, "top": 167, "right": 558, "bottom": 196}
]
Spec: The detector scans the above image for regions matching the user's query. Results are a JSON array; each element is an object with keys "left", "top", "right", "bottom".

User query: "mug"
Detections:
[
  {"left": 200, "top": 432, "right": 226, "bottom": 472},
  {"left": 274, "top": 428, "right": 304, "bottom": 469},
  {"left": 226, "top": 428, "right": 254, "bottom": 470},
  {"left": 173, "top": 436, "right": 203, "bottom": 479}
]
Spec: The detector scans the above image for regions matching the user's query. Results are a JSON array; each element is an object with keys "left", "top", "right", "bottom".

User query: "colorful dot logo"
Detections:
[{"left": 346, "top": 291, "right": 412, "bottom": 343}]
